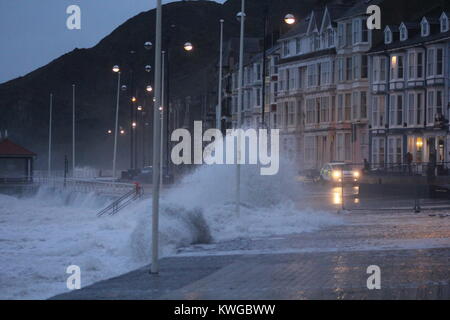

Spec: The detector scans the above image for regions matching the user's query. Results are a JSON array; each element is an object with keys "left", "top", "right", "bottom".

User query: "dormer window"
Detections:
[
  {"left": 421, "top": 18, "right": 430, "bottom": 37},
  {"left": 399, "top": 23, "right": 408, "bottom": 41},
  {"left": 440, "top": 13, "right": 449, "bottom": 32},
  {"left": 384, "top": 27, "right": 393, "bottom": 44}
]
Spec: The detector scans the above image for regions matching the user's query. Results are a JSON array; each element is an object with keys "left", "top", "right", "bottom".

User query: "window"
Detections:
[
  {"left": 372, "top": 137, "right": 385, "bottom": 166},
  {"left": 408, "top": 92, "right": 423, "bottom": 126},
  {"left": 400, "top": 24, "right": 408, "bottom": 41},
  {"left": 372, "top": 95, "right": 385, "bottom": 128},
  {"left": 283, "top": 41, "right": 290, "bottom": 56},
  {"left": 344, "top": 93, "right": 351, "bottom": 121},
  {"left": 337, "top": 94, "right": 343, "bottom": 122},
  {"left": 384, "top": 27, "right": 392, "bottom": 44},
  {"left": 388, "top": 136, "right": 403, "bottom": 164},
  {"left": 362, "top": 18, "right": 369, "bottom": 42},
  {"left": 427, "top": 48, "right": 435, "bottom": 76},
  {"left": 286, "top": 69, "right": 290, "bottom": 91},
  {"left": 320, "top": 96, "right": 329, "bottom": 123},
  {"left": 346, "top": 57, "right": 353, "bottom": 81},
  {"left": 295, "top": 38, "right": 301, "bottom": 54},
  {"left": 428, "top": 90, "right": 444, "bottom": 124},
  {"left": 338, "top": 57, "right": 344, "bottom": 82},
  {"left": 421, "top": 18, "right": 430, "bottom": 37},
  {"left": 408, "top": 52, "right": 415, "bottom": 79},
  {"left": 441, "top": 13, "right": 449, "bottom": 32},
  {"left": 327, "top": 29, "right": 334, "bottom": 47},
  {"left": 390, "top": 55, "right": 404, "bottom": 80},
  {"left": 436, "top": 48, "right": 443, "bottom": 75},
  {"left": 380, "top": 57, "right": 387, "bottom": 81},
  {"left": 417, "top": 52, "right": 423, "bottom": 78},
  {"left": 427, "top": 48, "right": 444, "bottom": 77},
  {"left": 288, "top": 101, "right": 295, "bottom": 126},
  {"left": 352, "top": 92, "right": 359, "bottom": 119},
  {"left": 360, "top": 91, "right": 367, "bottom": 119},
  {"left": 353, "top": 19, "right": 361, "bottom": 44},
  {"left": 389, "top": 94, "right": 403, "bottom": 126},
  {"left": 427, "top": 90, "right": 434, "bottom": 124},
  {"left": 321, "top": 61, "right": 330, "bottom": 85},
  {"left": 397, "top": 95, "right": 403, "bottom": 126},
  {"left": 307, "top": 65, "right": 316, "bottom": 87},
  {"left": 338, "top": 23, "right": 344, "bottom": 47},
  {"left": 361, "top": 55, "right": 368, "bottom": 79},
  {"left": 345, "top": 22, "right": 352, "bottom": 47},
  {"left": 306, "top": 99, "right": 315, "bottom": 124},
  {"left": 353, "top": 55, "right": 360, "bottom": 80},
  {"left": 331, "top": 96, "right": 336, "bottom": 122}
]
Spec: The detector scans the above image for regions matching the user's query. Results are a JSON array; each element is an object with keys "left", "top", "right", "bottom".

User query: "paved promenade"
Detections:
[{"left": 52, "top": 211, "right": 450, "bottom": 300}]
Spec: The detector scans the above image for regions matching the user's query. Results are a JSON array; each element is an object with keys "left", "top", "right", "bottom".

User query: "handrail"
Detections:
[{"left": 97, "top": 186, "right": 144, "bottom": 217}]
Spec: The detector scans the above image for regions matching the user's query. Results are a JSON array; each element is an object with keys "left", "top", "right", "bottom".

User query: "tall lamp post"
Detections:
[
  {"left": 217, "top": 19, "right": 224, "bottom": 131},
  {"left": 112, "top": 65, "right": 121, "bottom": 181},
  {"left": 236, "top": 1, "right": 245, "bottom": 217},
  {"left": 48, "top": 93, "right": 53, "bottom": 177},
  {"left": 151, "top": 0, "right": 163, "bottom": 275},
  {"left": 72, "top": 84, "right": 76, "bottom": 176}
]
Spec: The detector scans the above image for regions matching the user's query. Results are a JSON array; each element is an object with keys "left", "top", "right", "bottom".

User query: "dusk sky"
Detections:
[{"left": 0, "top": 0, "right": 225, "bottom": 84}]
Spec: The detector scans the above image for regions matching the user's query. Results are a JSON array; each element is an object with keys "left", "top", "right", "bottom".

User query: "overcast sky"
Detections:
[{"left": 0, "top": 0, "right": 224, "bottom": 84}]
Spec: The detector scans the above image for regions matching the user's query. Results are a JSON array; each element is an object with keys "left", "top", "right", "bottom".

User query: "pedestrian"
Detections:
[
  {"left": 363, "top": 158, "right": 370, "bottom": 173},
  {"left": 405, "top": 152, "right": 413, "bottom": 174}
]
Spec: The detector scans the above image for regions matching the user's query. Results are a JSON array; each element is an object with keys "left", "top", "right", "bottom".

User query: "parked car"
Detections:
[{"left": 320, "top": 162, "right": 360, "bottom": 185}]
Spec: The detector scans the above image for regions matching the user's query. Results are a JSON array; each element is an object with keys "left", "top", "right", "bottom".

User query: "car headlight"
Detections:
[
  {"left": 332, "top": 170, "right": 341, "bottom": 179},
  {"left": 353, "top": 171, "right": 360, "bottom": 178}
]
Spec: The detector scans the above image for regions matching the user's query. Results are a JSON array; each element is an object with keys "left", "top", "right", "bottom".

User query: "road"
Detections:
[{"left": 52, "top": 185, "right": 450, "bottom": 300}]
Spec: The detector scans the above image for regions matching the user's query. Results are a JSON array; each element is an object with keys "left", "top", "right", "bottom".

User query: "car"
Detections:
[{"left": 320, "top": 162, "right": 361, "bottom": 184}]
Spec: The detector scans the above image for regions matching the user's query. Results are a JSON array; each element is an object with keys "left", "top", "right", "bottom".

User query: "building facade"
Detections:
[{"left": 369, "top": 11, "right": 450, "bottom": 172}]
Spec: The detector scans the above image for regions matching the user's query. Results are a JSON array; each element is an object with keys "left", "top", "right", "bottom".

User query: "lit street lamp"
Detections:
[
  {"left": 183, "top": 42, "right": 194, "bottom": 52},
  {"left": 112, "top": 65, "right": 121, "bottom": 182},
  {"left": 146, "top": 85, "right": 153, "bottom": 92},
  {"left": 284, "top": 13, "right": 296, "bottom": 25}
]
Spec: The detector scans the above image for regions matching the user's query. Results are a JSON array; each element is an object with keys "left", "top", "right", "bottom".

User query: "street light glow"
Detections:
[
  {"left": 137, "top": 106, "right": 143, "bottom": 111},
  {"left": 131, "top": 97, "right": 137, "bottom": 102},
  {"left": 112, "top": 65, "right": 120, "bottom": 73},
  {"left": 184, "top": 42, "right": 194, "bottom": 51},
  {"left": 146, "top": 85, "right": 153, "bottom": 92},
  {"left": 144, "top": 41, "right": 153, "bottom": 50},
  {"left": 107, "top": 129, "right": 112, "bottom": 134},
  {"left": 132, "top": 122, "right": 137, "bottom": 128},
  {"left": 284, "top": 14, "right": 296, "bottom": 25}
]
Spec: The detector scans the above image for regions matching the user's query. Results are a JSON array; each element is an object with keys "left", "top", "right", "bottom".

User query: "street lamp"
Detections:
[
  {"left": 112, "top": 65, "right": 121, "bottom": 182},
  {"left": 217, "top": 19, "right": 224, "bottom": 131},
  {"left": 144, "top": 41, "right": 153, "bottom": 51},
  {"left": 284, "top": 13, "right": 296, "bottom": 25},
  {"left": 145, "top": 65, "right": 152, "bottom": 73},
  {"left": 137, "top": 105, "right": 143, "bottom": 111},
  {"left": 183, "top": 42, "right": 194, "bottom": 52},
  {"left": 146, "top": 85, "right": 153, "bottom": 92},
  {"left": 151, "top": 0, "right": 163, "bottom": 275},
  {"left": 132, "top": 121, "right": 137, "bottom": 128},
  {"left": 235, "top": 0, "right": 245, "bottom": 217}
]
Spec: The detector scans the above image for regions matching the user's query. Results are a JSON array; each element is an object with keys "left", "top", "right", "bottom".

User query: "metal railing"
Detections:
[
  {"left": 97, "top": 186, "right": 144, "bottom": 217},
  {"left": 365, "top": 162, "right": 450, "bottom": 176}
]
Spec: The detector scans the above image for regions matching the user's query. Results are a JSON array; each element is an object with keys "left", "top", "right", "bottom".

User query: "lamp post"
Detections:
[
  {"left": 151, "top": 0, "right": 162, "bottom": 275},
  {"left": 72, "top": 84, "right": 76, "bottom": 177},
  {"left": 160, "top": 51, "right": 166, "bottom": 187},
  {"left": 236, "top": 1, "right": 245, "bottom": 217},
  {"left": 112, "top": 65, "right": 121, "bottom": 181},
  {"left": 48, "top": 93, "right": 53, "bottom": 177},
  {"left": 217, "top": 19, "right": 224, "bottom": 131}
]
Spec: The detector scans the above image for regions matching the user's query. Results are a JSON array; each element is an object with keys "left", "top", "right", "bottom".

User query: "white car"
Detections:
[{"left": 320, "top": 163, "right": 360, "bottom": 184}]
